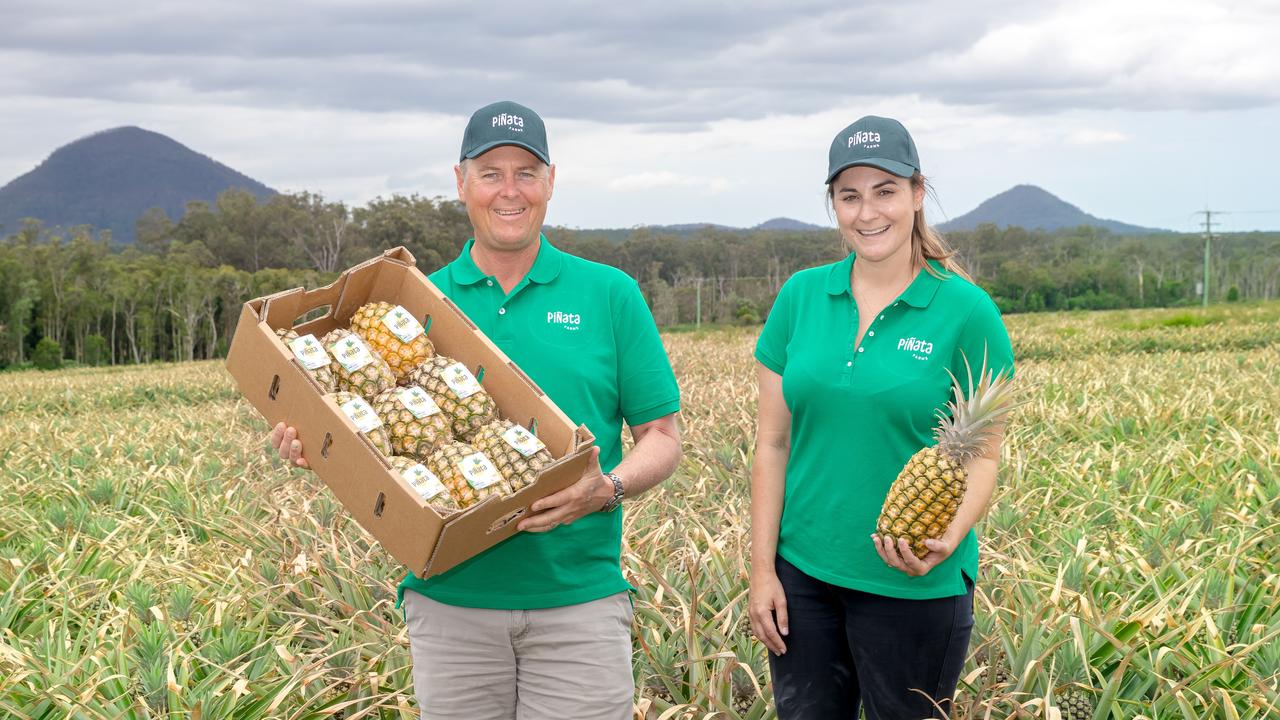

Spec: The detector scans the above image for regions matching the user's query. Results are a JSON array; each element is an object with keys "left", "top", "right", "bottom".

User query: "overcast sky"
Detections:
[{"left": 2, "top": 0, "right": 1279, "bottom": 231}]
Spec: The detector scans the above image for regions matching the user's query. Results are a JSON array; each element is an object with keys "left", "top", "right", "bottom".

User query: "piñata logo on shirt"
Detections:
[
  {"left": 546, "top": 311, "right": 581, "bottom": 332},
  {"left": 897, "top": 336, "right": 933, "bottom": 361}
]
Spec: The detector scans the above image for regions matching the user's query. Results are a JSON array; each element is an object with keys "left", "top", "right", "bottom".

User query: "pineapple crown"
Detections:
[{"left": 934, "top": 347, "right": 1019, "bottom": 462}]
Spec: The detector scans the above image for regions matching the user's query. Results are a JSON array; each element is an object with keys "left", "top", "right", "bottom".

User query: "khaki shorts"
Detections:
[{"left": 402, "top": 589, "right": 634, "bottom": 720}]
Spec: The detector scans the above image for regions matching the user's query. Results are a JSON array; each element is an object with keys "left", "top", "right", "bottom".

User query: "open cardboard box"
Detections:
[{"left": 225, "top": 247, "right": 595, "bottom": 578}]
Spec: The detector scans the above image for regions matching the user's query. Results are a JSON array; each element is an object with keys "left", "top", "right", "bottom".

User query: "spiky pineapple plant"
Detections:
[
  {"left": 877, "top": 353, "right": 1017, "bottom": 558},
  {"left": 274, "top": 328, "right": 336, "bottom": 392},
  {"left": 470, "top": 419, "right": 553, "bottom": 495},
  {"left": 321, "top": 328, "right": 396, "bottom": 399},
  {"left": 370, "top": 386, "right": 451, "bottom": 460},
  {"left": 328, "top": 391, "right": 393, "bottom": 458},
  {"left": 424, "top": 441, "right": 506, "bottom": 509},
  {"left": 349, "top": 302, "right": 434, "bottom": 384},
  {"left": 387, "top": 456, "right": 460, "bottom": 515},
  {"left": 405, "top": 355, "right": 497, "bottom": 441}
]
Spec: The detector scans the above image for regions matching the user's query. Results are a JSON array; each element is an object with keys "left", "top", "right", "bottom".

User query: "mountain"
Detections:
[
  {"left": 0, "top": 126, "right": 275, "bottom": 244},
  {"left": 753, "top": 217, "right": 826, "bottom": 231},
  {"left": 936, "top": 185, "right": 1164, "bottom": 234}
]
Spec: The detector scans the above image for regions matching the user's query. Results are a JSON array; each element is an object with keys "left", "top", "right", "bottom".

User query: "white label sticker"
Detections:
[
  {"left": 330, "top": 335, "right": 376, "bottom": 373},
  {"left": 381, "top": 305, "right": 425, "bottom": 343},
  {"left": 458, "top": 452, "right": 502, "bottom": 490},
  {"left": 397, "top": 386, "right": 441, "bottom": 418},
  {"left": 442, "top": 362, "right": 482, "bottom": 399},
  {"left": 501, "top": 424, "right": 546, "bottom": 457},
  {"left": 401, "top": 463, "right": 449, "bottom": 502},
  {"left": 339, "top": 397, "right": 382, "bottom": 433},
  {"left": 288, "top": 333, "right": 331, "bottom": 370}
]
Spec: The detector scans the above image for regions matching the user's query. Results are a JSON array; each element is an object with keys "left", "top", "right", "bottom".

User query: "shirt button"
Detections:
[
  {"left": 868, "top": 331, "right": 875, "bottom": 337},
  {"left": 846, "top": 361, "right": 852, "bottom": 367},
  {"left": 879, "top": 315, "right": 884, "bottom": 320},
  {"left": 486, "top": 279, "right": 493, "bottom": 287},
  {"left": 857, "top": 347, "right": 864, "bottom": 353},
  {"left": 498, "top": 308, "right": 506, "bottom": 316}
]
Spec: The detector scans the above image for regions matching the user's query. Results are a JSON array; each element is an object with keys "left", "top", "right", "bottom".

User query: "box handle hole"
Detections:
[
  {"left": 373, "top": 492, "right": 386, "bottom": 518},
  {"left": 321, "top": 432, "right": 333, "bottom": 459},
  {"left": 476, "top": 365, "right": 485, "bottom": 384},
  {"left": 488, "top": 507, "right": 526, "bottom": 534},
  {"left": 422, "top": 314, "right": 432, "bottom": 336},
  {"left": 528, "top": 418, "right": 538, "bottom": 435},
  {"left": 268, "top": 374, "right": 280, "bottom": 400}
]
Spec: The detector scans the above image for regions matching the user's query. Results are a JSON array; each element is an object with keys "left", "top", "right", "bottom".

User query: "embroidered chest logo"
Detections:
[
  {"left": 546, "top": 311, "right": 582, "bottom": 332},
  {"left": 897, "top": 336, "right": 933, "bottom": 361}
]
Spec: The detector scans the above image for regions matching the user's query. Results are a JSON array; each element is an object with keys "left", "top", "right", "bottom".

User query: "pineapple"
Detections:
[
  {"left": 876, "top": 353, "right": 1017, "bottom": 558},
  {"left": 371, "top": 386, "right": 452, "bottom": 460},
  {"left": 1056, "top": 685, "right": 1095, "bottom": 720},
  {"left": 425, "top": 441, "right": 506, "bottom": 509},
  {"left": 322, "top": 328, "right": 396, "bottom": 399},
  {"left": 405, "top": 355, "right": 497, "bottom": 441},
  {"left": 328, "top": 391, "right": 393, "bottom": 458},
  {"left": 387, "top": 456, "right": 460, "bottom": 515},
  {"left": 470, "top": 419, "right": 553, "bottom": 495},
  {"left": 349, "top": 302, "right": 434, "bottom": 384},
  {"left": 274, "top": 328, "right": 336, "bottom": 392}
]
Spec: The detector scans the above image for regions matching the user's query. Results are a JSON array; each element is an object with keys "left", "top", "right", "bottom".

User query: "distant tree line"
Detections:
[{"left": 2, "top": 187, "right": 1278, "bottom": 369}]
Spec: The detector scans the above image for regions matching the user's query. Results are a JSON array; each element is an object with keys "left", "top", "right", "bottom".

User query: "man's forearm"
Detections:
[{"left": 611, "top": 413, "right": 682, "bottom": 500}]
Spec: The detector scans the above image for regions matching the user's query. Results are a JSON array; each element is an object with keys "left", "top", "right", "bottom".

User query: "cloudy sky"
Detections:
[{"left": 2, "top": 0, "right": 1279, "bottom": 231}]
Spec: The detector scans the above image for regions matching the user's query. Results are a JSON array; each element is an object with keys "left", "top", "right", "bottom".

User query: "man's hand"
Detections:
[
  {"left": 871, "top": 534, "right": 955, "bottom": 576},
  {"left": 270, "top": 422, "right": 310, "bottom": 469},
  {"left": 517, "top": 447, "right": 611, "bottom": 532}
]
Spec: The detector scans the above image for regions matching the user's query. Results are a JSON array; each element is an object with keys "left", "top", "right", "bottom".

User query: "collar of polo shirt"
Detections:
[
  {"left": 823, "top": 253, "right": 945, "bottom": 308},
  {"left": 449, "top": 234, "right": 565, "bottom": 287}
]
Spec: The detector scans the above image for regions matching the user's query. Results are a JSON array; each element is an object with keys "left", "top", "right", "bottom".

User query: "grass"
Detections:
[{"left": 1, "top": 301, "right": 1278, "bottom": 718}]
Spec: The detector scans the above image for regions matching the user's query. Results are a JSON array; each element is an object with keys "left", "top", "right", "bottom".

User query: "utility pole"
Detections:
[{"left": 1200, "top": 209, "right": 1217, "bottom": 307}]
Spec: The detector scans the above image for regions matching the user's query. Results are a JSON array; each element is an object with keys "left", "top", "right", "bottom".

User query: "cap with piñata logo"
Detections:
[
  {"left": 460, "top": 100, "right": 549, "bottom": 164},
  {"left": 826, "top": 115, "right": 919, "bottom": 183}
]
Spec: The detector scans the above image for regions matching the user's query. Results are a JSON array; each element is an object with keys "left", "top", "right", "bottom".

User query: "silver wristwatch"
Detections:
[{"left": 601, "top": 472, "right": 625, "bottom": 512}]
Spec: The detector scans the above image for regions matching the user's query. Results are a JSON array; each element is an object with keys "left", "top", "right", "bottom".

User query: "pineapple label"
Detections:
[
  {"left": 442, "top": 362, "right": 483, "bottom": 399},
  {"left": 458, "top": 452, "right": 502, "bottom": 490},
  {"left": 380, "top": 305, "right": 426, "bottom": 343},
  {"left": 401, "top": 463, "right": 449, "bottom": 502},
  {"left": 331, "top": 336, "right": 376, "bottom": 373},
  {"left": 397, "top": 386, "right": 442, "bottom": 419},
  {"left": 287, "top": 333, "right": 331, "bottom": 370},
  {"left": 339, "top": 397, "right": 382, "bottom": 433},
  {"left": 501, "top": 424, "right": 546, "bottom": 457}
]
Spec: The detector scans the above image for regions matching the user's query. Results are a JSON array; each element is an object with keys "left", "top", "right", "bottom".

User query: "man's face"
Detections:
[{"left": 455, "top": 145, "right": 555, "bottom": 253}]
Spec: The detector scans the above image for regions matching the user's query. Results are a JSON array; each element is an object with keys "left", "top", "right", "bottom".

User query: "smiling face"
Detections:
[
  {"left": 830, "top": 165, "right": 924, "bottom": 267},
  {"left": 455, "top": 144, "right": 555, "bottom": 253}
]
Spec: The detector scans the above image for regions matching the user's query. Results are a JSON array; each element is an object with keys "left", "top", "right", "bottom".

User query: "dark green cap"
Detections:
[
  {"left": 459, "top": 100, "right": 550, "bottom": 164},
  {"left": 826, "top": 116, "right": 919, "bottom": 183}
]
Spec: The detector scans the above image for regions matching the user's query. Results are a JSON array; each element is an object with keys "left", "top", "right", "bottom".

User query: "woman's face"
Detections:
[{"left": 831, "top": 165, "right": 924, "bottom": 266}]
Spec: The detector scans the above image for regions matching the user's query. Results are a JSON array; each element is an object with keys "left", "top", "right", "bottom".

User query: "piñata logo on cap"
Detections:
[
  {"left": 492, "top": 113, "right": 525, "bottom": 132},
  {"left": 847, "top": 130, "right": 882, "bottom": 149}
]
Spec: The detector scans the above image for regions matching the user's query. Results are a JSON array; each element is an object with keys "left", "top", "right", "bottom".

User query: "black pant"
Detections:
[{"left": 768, "top": 555, "right": 974, "bottom": 720}]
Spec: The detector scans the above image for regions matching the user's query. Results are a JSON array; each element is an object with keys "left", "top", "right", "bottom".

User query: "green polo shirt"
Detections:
[
  {"left": 754, "top": 254, "right": 1013, "bottom": 600},
  {"left": 397, "top": 236, "right": 680, "bottom": 610}
]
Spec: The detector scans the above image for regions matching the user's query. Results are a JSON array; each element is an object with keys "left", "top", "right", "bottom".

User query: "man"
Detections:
[{"left": 270, "top": 100, "right": 682, "bottom": 719}]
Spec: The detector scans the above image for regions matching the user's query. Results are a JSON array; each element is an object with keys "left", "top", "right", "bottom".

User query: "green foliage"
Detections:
[
  {"left": 32, "top": 337, "right": 63, "bottom": 370},
  {"left": 84, "top": 334, "right": 108, "bottom": 365},
  {"left": 1227, "top": 285, "right": 1240, "bottom": 302}
]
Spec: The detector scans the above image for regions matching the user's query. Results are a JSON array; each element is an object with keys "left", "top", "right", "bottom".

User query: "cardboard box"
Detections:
[{"left": 225, "top": 247, "right": 595, "bottom": 578}]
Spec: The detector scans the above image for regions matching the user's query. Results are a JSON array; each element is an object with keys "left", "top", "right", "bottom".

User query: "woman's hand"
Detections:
[
  {"left": 748, "top": 570, "right": 789, "bottom": 655},
  {"left": 270, "top": 422, "right": 309, "bottom": 469},
  {"left": 871, "top": 534, "right": 955, "bottom": 577}
]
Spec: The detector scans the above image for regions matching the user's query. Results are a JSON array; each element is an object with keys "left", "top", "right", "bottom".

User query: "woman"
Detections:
[{"left": 748, "top": 116, "right": 1014, "bottom": 719}]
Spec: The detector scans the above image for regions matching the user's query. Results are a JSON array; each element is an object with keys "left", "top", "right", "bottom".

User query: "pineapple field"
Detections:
[{"left": 2, "top": 302, "right": 1278, "bottom": 719}]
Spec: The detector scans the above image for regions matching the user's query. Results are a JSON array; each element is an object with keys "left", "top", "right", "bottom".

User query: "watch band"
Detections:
[{"left": 601, "top": 471, "right": 625, "bottom": 512}]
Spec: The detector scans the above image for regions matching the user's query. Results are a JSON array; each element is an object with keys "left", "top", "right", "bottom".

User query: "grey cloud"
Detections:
[{"left": 1, "top": 0, "right": 1276, "bottom": 123}]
